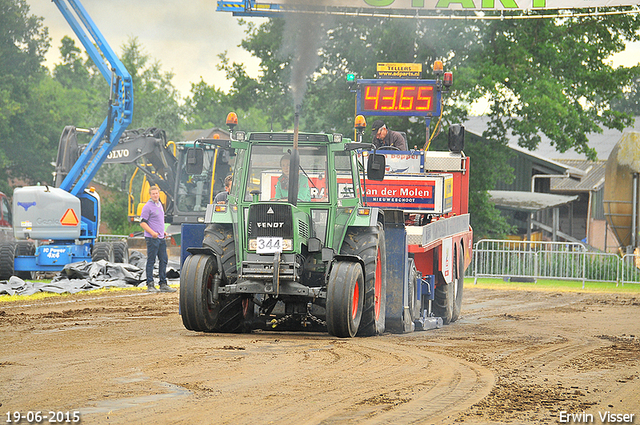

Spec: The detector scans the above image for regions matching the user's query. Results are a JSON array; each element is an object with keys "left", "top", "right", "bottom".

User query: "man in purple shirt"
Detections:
[{"left": 140, "top": 185, "right": 175, "bottom": 292}]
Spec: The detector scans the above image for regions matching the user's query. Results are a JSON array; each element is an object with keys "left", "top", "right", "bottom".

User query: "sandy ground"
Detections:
[{"left": 1, "top": 285, "right": 639, "bottom": 424}]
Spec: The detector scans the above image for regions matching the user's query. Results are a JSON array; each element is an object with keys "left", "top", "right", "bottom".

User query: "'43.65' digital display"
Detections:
[{"left": 357, "top": 80, "right": 440, "bottom": 116}]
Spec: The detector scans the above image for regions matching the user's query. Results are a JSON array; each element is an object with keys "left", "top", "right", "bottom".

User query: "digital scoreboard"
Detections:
[{"left": 356, "top": 79, "right": 441, "bottom": 117}]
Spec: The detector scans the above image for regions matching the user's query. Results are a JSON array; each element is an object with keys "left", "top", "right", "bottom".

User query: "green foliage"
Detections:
[
  {"left": 612, "top": 67, "right": 640, "bottom": 115},
  {"left": 0, "top": 0, "right": 52, "bottom": 193},
  {"left": 120, "top": 37, "right": 184, "bottom": 141},
  {"left": 100, "top": 188, "right": 138, "bottom": 236}
]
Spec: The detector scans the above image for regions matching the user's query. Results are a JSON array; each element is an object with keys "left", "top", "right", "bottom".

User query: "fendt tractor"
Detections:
[
  {"left": 0, "top": 0, "right": 133, "bottom": 280},
  {"left": 179, "top": 61, "right": 473, "bottom": 337}
]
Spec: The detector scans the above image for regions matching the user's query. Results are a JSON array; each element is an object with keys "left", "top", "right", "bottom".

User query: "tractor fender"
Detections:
[
  {"left": 327, "top": 254, "right": 366, "bottom": 284},
  {"left": 346, "top": 207, "right": 382, "bottom": 227},
  {"left": 186, "top": 246, "right": 217, "bottom": 257}
]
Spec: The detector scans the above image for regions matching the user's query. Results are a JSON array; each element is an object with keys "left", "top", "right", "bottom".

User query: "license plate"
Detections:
[{"left": 256, "top": 237, "right": 283, "bottom": 253}]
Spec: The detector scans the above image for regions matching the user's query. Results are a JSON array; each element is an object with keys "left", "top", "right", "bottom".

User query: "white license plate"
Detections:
[{"left": 256, "top": 237, "right": 283, "bottom": 253}]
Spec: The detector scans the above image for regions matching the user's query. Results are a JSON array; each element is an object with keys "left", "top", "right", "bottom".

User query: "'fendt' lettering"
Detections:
[
  {"left": 107, "top": 149, "right": 130, "bottom": 160},
  {"left": 256, "top": 222, "right": 285, "bottom": 228}
]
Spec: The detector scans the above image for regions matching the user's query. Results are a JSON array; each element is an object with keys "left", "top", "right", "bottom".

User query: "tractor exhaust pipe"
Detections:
[{"left": 288, "top": 105, "right": 301, "bottom": 206}]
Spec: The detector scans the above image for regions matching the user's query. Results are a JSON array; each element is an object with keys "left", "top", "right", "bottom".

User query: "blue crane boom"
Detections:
[
  {"left": 53, "top": 0, "right": 134, "bottom": 197},
  {"left": 0, "top": 0, "right": 135, "bottom": 278}
]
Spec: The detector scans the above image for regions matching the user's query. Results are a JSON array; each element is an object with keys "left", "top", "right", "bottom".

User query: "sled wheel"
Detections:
[
  {"left": 451, "top": 245, "right": 464, "bottom": 323},
  {"left": 326, "top": 261, "right": 364, "bottom": 338},
  {"left": 433, "top": 244, "right": 463, "bottom": 325}
]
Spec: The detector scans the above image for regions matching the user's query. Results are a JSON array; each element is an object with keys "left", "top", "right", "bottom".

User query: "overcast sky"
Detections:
[
  {"left": 28, "top": 0, "right": 265, "bottom": 98},
  {"left": 28, "top": 1, "right": 639, "bottom": 102}
]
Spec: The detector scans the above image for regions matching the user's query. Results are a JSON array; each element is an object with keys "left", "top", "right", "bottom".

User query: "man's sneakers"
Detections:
[
  {"left": 147, "top": 283, "right": 176, "bottom": 293},
  {"left": 159, "top": 283, "right": 177, "bottom": 293}
]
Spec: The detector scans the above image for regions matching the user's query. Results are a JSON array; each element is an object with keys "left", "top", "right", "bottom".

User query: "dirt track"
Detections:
[{"left": 1, "top": 286, "right": 639, "bottom": 424}]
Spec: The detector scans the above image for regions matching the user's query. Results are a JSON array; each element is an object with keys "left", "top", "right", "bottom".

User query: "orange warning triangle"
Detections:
[{"left": 60, "top": 208, "right": 79, "bottom": 226}]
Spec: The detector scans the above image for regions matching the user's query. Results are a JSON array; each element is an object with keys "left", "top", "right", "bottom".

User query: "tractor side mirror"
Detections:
[
  {"left": 448, "top": 124, "right": 465, "bottom": 153},
  {"left": 367, "top": 153, "right": 386, "bottom": 181},
  {"left": 186, "top": 148, "right": 204, "bottom": 175}
]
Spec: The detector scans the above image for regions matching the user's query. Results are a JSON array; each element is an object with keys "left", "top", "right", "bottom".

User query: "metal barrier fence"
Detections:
[{"left": 472, "top": 239, "right": 640, "bottom": 287}]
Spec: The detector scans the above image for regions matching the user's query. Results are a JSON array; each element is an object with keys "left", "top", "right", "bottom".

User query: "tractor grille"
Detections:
[
  {"left": 298, "top": 220, "right": 309, "bottom": 239},
  {"left": 249, "top": 133, "right": 329, "bottom": 143},
  {"left": 247, "top": 204, "right": 293, "bottom": 238}
]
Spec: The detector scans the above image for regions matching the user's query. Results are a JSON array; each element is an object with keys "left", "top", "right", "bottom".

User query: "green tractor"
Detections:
[{"left": 179, "top": 123, "right": 387, "bottom": 337}]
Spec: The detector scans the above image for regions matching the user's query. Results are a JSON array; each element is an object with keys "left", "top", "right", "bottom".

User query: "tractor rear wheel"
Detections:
[
  {"left": 92, "top": 241, "right": 114, "bottom": 263},
  {"left": 112, "top": 240, "right": 129, "bottom": 264},
  {"left": 340, "top": 224, "right": 386, "bottom": 336},
  {"left": 179, "top": 254, "right": 246, "bottom": 333},
  {"left": 203, "top": 224, "right": 237, "bottom": 284},
  {"left": 326, "top": 261, "right": 364, "bottom": 338}
]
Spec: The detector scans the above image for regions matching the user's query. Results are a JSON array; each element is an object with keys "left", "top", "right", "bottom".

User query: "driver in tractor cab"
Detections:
[
  {"left": 275, "top": 153, "right": 311, "bottom": 202},
  {"left": 371, "top": 119, "right": 408, "bottom": 151}
]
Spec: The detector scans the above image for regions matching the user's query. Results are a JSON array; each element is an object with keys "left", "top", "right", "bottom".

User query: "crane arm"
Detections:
[{"left": 53, "top": 0, "right": 134, "bottom": 197}]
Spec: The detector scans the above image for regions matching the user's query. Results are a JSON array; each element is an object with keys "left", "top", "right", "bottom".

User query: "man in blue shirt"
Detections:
[{"left": 140, "top": 185, "right": 175, "bottom": 293}]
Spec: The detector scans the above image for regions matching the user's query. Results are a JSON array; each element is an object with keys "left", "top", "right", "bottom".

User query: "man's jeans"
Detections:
[{"left": 145, "top": 237, "right": 168, "bottom": 285}]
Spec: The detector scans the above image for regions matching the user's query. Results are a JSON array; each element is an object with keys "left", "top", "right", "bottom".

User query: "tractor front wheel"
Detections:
[
  {"left": 179, "top": 254, "right": 246, "bottom": 333},
  {"left": 326, "top": 261, "right": 364, "bottom": 338}
]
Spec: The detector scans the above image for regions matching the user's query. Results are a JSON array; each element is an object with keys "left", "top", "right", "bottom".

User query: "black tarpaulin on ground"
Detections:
[{"left": 0, "top": 251, "right": 180, "bottom": 296}]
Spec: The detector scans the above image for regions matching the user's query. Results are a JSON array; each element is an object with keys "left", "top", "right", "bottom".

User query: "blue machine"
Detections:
[{"left": 0, "top": 0, "right": 133, "bottom": 278}]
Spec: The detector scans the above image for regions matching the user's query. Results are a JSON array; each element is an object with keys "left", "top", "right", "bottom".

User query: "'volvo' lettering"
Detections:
[{"left": 107, "top": 149, "right": 130, "bottom": 160}]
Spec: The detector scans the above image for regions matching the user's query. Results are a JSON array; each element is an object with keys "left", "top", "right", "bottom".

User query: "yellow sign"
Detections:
[{"left": 376, "top": 63, "right": 422, "bottom": 79}]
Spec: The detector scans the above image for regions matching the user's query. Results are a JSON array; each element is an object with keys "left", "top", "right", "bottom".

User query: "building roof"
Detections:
[
  {"left": 464, "top": 116, "right": 640, "bottom": 162},
  {"left": 550, "top": 159, "right": 607, "bottom": 193},
  {"left": 489, "top": 190, "right": 579, "bottom": 213}
]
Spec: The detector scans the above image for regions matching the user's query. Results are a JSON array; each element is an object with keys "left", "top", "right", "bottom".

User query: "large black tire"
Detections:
[
  {"left": 112, "top": 240, "right": 130, "bottom": 264},
  {"left": 451, "top": 245, "right": 464, "bottom": 323},
  {"left": 15, "top": 241, "right": 35, "bottom": 280},
  {"left": 0, "top": 242, "right": 17, "bottom": 280},
  {"left": 92, "top": 241, "right": 114, "bottom": 262},
  {"left": 180, "top": 254, "right": 245, "bottom": 333},
  {"left": 432, "top": 244, "right": 463, "bottom": 325},
  {"left": 340, "top": 223, "right": 386, "bottom": 336},
  {"left": 326, "top": 261, "right": 364, "bottom": 338},
  {"left": 202, "top": 224, "right": 237, "bottom": 284}
]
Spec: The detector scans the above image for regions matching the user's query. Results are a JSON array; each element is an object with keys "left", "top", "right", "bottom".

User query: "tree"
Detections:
[
  {"left": 184, "top": 79, "right": 229, "bottom": 129},
  {"left": 120, "top": 37, "right": 184, "bottom": 141},
  {"left": 0, "top": 0, "right": 53, "bottom": 192},
  {"left": 612, "top": 71, "right": 640, "bottom": 115}
]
